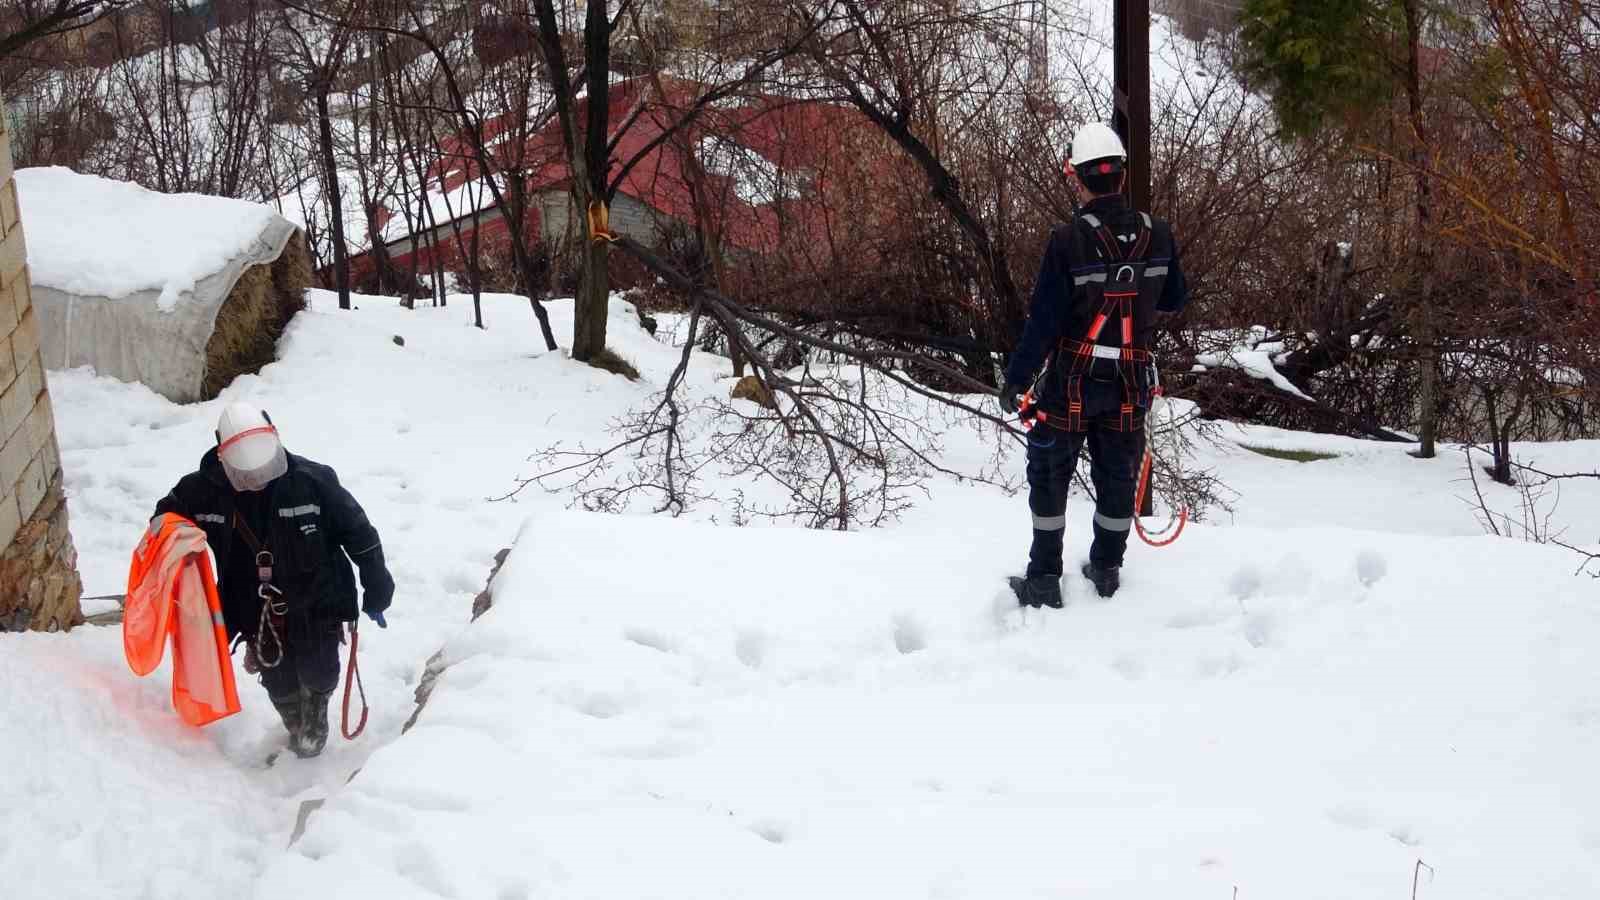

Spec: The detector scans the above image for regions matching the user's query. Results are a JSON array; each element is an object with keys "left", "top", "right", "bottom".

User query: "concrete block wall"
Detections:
[{"left": 0, "top": 93, "right": 83, "bottom": 632}]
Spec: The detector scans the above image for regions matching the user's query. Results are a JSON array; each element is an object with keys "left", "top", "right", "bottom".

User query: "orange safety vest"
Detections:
[{"left": 124, "top": 513, "right": 242, "bottom": 727}]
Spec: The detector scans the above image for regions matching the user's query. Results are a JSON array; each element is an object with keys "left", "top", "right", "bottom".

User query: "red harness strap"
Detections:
[{"left": 1026, "top": 214, "right": 1156, "bottom": 433}]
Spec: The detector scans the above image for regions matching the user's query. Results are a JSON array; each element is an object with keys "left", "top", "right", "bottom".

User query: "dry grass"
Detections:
[
  {"left": 586, "top": 347, "right": 641, "bottom": 381},
  {"left": 201, "top": 232, "right": 310, "bottom": 399}
]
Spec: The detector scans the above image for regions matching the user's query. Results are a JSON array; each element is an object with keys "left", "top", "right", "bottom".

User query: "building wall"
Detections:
[
  {"left": 0, "top": 95, "right": 82, "bottom": 633},
  {"left": 538, "top": 191, "right": 668, "bottom": 248}
]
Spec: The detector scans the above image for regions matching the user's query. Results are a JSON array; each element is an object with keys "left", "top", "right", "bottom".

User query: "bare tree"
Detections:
[{"left": 0, "top": 0, "right": 123, "bottom": 60}]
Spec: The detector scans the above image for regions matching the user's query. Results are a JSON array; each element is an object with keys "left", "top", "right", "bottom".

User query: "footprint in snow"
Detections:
[
  {"left": 1356, "top": 549, "right": 1388, "bottom": 587},
  {"left": 1327, "top": 805, "right": 1375, "bottom": 830},
  {"left": 439, "top": 568, "right": 481, "bottom": 595},
  {"left": 575, "top": 692, "right": 627, "bottom": 719},
  {"left": 1194, "top": 654, "right": 1244, "bottom": 679},
  {"left": 747, "top": 817, "right": 791, "bottom": 844},
  {"left": 611, "top": 734, "right": 701, "bottom": 759},
  {"left": 1388, "top": 825, "right": 1424, "bottom": 847},
  {"left": 624, "top": 626, "right": 677, "bottom": 654},
  {"left": 735, "top": 630, "right": 767, "bottom": 669},
  {"left": 1110, "top": 654, "right": 1146, "bottom": 681},
  {"left": 1167, "top": 607, "right": 1225, "bottom": 630},
  {"left": 1228, "top": 566, "right": 1263, "bottom": 603},
  {"left": 1242, "top": 612, "right": 1277, "bottom": 649},
  {"left": 892, "top": 615, "right": 928, "bottom": 655}
]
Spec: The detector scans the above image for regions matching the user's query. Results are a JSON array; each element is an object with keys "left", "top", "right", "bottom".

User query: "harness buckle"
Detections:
[
  {"left": 1115, "top": 264, "right": 1136, "bottom": 283},
  {"left": 258, "top": 582, "right": 286, "bottom": 613},
  {"left": 256, "top": 550, "right": 274, "bottom": 585}
]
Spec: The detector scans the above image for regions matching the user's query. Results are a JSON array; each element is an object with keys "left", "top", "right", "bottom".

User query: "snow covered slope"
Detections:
[
  {"left": 5, "top": 291, "right": 1597, "bottom": 899},
  {"left": 263, "top": 510, "right": 1600, "bottom": 899}
]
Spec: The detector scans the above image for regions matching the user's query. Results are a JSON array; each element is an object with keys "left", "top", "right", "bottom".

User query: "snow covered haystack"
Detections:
[{"left": 15, "top": 167, "right": 309, "bottom": 403}]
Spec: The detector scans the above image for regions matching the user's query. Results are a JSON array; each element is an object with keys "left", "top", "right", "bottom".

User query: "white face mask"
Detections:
[{"left": 218, "top": 426, "right": 288, "bottom": 492}]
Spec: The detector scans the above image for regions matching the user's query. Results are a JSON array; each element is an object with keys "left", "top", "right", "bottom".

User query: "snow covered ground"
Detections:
[{"left": 4, "top": 291, "right": 1597, "bottom": 899}]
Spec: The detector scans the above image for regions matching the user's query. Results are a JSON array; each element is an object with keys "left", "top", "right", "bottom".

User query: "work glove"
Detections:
[
  {"left": 999, "top": 383, "right": 1023, "bottom": 416},
  {"left": 354, "top": 544, "right": 394, "bottom": 629},
  {"left": 362, "top": 590, "right": 391, "bottom": 628}
]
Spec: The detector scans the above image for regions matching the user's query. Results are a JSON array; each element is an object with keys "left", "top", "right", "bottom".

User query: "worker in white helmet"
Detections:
[
  {"left": 153, "top": 402, "right": 394, "bottom": 758},
  {"left": 1000, "top": 122, "right": 1191, "bottom": 607}
]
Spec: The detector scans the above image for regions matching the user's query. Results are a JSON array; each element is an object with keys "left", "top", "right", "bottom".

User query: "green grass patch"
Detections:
[{"left": 1240, "top": 445, "right": 1341, "bottom": 463}]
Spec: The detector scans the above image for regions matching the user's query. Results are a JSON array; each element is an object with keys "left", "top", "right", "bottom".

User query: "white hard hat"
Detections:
[
  {"left": 216, "top": 402, "right": 286, "bottom": 491},
  {"left": 1068, "top": 122, "right": 1127, "bottom": 168}
]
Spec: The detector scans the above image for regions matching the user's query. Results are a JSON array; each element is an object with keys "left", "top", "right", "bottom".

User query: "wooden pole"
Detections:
[
  {"left": 1115, "top": 0, "right": 1156, "bottom": 516},
  {"left": 1113, "top": 0, "right": 1151, "bottom": 215}
]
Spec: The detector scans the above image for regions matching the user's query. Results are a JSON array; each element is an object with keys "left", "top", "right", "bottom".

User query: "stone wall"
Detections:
[{"left": 0, "top": 95, "right": 83, "bottom": 633}]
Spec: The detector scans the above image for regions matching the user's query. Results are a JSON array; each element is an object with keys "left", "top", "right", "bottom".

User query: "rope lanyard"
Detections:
[
  {"left": 233, "top": 510, "right": 287, "bottom": 670},
  {"left": 341, "top": 622, "right": 368, "bottom": 740},
  {"left": 1133, "top": 387, "right": 1189, "bottom": 547}
]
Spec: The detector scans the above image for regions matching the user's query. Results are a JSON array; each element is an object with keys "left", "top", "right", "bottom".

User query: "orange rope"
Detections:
[
  {"left": 1134, "top": 446, "right": 1187, "bottom": 547},
  {"left": 341, "top": 623, "right": 368, "bottom": 740},
  {"left": 1134, "top": 388, "right": 1188, "bottom": 548}
]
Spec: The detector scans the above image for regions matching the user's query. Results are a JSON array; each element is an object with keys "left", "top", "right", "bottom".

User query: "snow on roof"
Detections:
[
  {"left": 697, "top": 135, "right": 808, "bottom": 207},
  {"left": 16, "top": 167, "right": 285, "bottom": 312}
]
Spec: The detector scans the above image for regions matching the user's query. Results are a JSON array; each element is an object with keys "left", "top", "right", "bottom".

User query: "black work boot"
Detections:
[
  {"left": 269, "top": 692, "right": 303, "bottom": 744},
  {"left": 293, "top": 688, "right": 334, "bottom": 759},
  {"left": 1009, "top": 575, "right": 1064, "bottom": 609},
  {"left": 1081, "top": 561, "right": 1121, "bottom": 598}
]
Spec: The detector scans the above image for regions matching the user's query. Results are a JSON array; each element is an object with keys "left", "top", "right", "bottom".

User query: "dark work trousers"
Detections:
[
  {"left": 1025, "top": 416, "right": 1144, "bottom": 578},
  {"left": 257, "top": 615, "right": 343, "bottom": 699}
]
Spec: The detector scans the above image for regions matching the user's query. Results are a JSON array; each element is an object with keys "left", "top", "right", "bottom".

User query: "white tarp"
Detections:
[{"left": 16, "top": 167, "right": 299, "bottom": 403}]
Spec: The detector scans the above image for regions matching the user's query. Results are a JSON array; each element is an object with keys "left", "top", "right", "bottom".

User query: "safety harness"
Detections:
[
  {"left": 1018, "top": 211, "right": 1160, "bottom": 433},
  {"left": 232, "top": 508, "right": 369, "bottom": 740},
  {"left": 233, "top": 511, "right": 286, "bottom": 673},
  {"left": 1060, "top": 211, "right": 1157, "bottom": 432}
]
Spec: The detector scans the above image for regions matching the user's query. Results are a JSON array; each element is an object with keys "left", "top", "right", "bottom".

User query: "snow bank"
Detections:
[
  {"left": 262, "top": 509, "right": 1600, "bottom": 899},
  {"left": 16, "top": 168, "right": 285, "bottom": 311}
]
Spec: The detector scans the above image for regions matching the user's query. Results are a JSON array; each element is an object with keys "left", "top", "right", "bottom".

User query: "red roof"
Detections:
[{"left": 413, "top": 77, "right": 879, "bottom": 255}]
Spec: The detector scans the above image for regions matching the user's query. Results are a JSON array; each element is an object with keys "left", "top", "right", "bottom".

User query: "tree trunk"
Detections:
[
  {"left": 573, "top": 221, "right": 610, "bottom": 360},
  {"left": 470, "top": 201, "right": 484, "bottom": 329},
  {"left": 571, "top": 0, "right": 612, "bottom": 363},
  {"left": 315, "top": 82, "right": 352, "bottom": 311},
  {"left": 1403, "top": 0, "right": 1437, "bottom": 458}
]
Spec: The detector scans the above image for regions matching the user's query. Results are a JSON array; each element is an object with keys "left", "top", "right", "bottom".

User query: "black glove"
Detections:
[
  {"left": 353, "top": 545, "right": 395, "bottom": 628},
  {"left": 999, "top": 383, "right": 1023, "bottom": 416}
]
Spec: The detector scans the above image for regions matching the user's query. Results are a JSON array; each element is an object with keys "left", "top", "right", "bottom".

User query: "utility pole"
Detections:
[
  {"left": 1112, "top": 0, "right": 1151, "bottom": 214},
  {"left": 1114, "top": 0, "right": 1155, "bottom": 516}
]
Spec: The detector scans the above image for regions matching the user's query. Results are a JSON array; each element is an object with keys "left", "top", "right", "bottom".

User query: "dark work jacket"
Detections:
[
  {"left": 153, "top": 450, "right": 394, "bottom": 639},
  {"left": 1006, "top": 196, "right": 1191, "bottom": 421}
]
